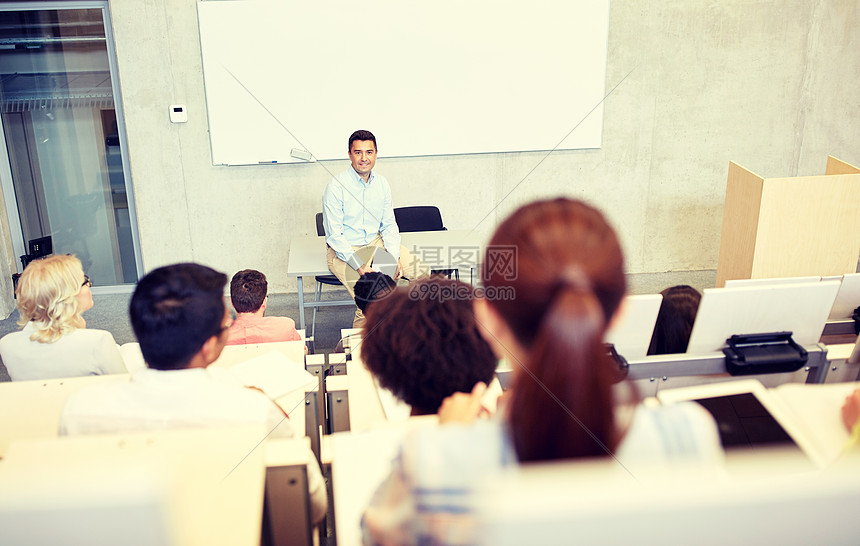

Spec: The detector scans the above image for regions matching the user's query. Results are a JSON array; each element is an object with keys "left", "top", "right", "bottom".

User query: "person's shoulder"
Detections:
[
  {"left": 619, "top": 401, "right": 723, "bottom": 463},
  {"left": 372, "top": 171, "right": 391, "bottom": 186},
  {"left": 327, "top": 168, "right": 354, "bottom": 185},
  {"left": 264, "top": 315, "right": 297, "bottom": 329},
  {"left": 323, "top": 170, "right": 352, "bottom": 199},
  {"left": 401, "top": 419, "right": 510, "bottom": 469},
  {"left": 64, "top": 328, "right": 119, "bottom": 348},
  {"left": 0, "top": 329, "right": 26, "bottom": 347},
  {"left": 75, "top": 328, "right": 117, "bottom": 341},
  {"left": 65, "top": 374, "right": 130, "bottom": 404},
  {"left": 637, "top": 400, "right": 714, "bottom": 427},
  {"left": 390, "top": 419, "right": 513, "bottom": 503}
]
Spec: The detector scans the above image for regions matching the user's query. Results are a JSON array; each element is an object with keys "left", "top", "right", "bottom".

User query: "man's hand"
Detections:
[
  {"left": 842, "top": 389, "right": 860, "bottom": 432},
  {"left": 438, "top": 382, "right": 488, "bottom": 424},
  {"left": 357, "top": 264, "right": 373, "bottom": 276},
  {"left": 394, "top": 259, "right": 403, "bottom": 280}
]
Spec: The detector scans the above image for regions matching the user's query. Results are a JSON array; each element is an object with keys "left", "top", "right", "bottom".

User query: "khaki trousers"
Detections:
[{"left": 326, "top": 234, "right": 430, "bottom": 326}]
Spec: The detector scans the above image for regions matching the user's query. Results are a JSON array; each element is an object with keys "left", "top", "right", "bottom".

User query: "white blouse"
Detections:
[{"left": 0, "top": 323, "right": 127, "bottom": 381}]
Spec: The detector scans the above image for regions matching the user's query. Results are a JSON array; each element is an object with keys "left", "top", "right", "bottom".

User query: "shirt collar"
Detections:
[
  {"left": 349, "top": 166, "right": 374, "bottom": 185},
  {"left": 232, "top": 313, "right": 264, "bottom": 326}
]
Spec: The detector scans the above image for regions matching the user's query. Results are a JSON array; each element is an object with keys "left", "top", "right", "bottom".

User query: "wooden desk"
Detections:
[
  {"left": 0, "top": 426, "right": 266, "bottom": 546},
  {"left": 325, "top": 350, "right": 411, "bottom": 434},
  {"left": 213, "top": 340, "right": 306, "bottom": 369},
  {"left": 0, "top": 373, "right": 129, "bottom": 457},
  {"left": 0, "top": 343, "right": 317, "bottom": 459},
  {"left": 287, "top": 230, "right": 484, "bottom": 329},
  {"left": 328, "top": 418, "right": 437, "bottom": 546},
  {"left": 121, "top": 340, "right": 307, "bottom": 375},
  {"left": 263, "top": 436, "right": 325, "bottom": 545},
  {"left": 213, "top": 341, "right": 314, "bottom": 433},
  {"left": 328, "top": 381, "right": 860, "bottom": 546},
  {"left": 765, "top": 381, "right": 859, "bottom": 466}
]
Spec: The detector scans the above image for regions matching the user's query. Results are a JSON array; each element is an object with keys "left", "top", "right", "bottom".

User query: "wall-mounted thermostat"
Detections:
[{"left": 169, "top": 105, "right": 188, "bottom": 123}]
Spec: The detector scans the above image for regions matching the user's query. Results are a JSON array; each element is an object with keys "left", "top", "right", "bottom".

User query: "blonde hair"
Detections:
[{"left": 16, "top": 254, "right": 87, "bottom": 343}]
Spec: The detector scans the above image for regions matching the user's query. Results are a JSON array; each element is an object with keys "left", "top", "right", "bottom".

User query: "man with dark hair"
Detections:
[
  {"left": 59, "top": 263, "right": 326, "bottom": 520},
  {"left": 226, "top": 269, "right": 301, "bottom": 346},
  {"left": 322, "top": 129, "right": 429, "bottom": 327},
  {"left": 353, "top": 271, "right": 397, "bottom": 314},
  {"left": 128, "top": 262, "right": 230, "bottom": 370},
  {"left": 60, "top": 263, "right": 298, "bottom": 433}
]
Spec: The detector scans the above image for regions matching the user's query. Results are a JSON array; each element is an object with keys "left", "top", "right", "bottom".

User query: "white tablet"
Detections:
[{"left": 657, "top": 379, "right": 824, "bottom": 467}]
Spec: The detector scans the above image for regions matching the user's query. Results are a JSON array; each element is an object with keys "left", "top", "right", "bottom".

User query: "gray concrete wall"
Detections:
[{"left": 98, "top": 0, "right": 860, "bottom": 293}]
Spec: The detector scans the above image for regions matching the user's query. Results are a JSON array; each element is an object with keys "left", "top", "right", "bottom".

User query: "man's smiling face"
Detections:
[{"left": 349, "top": 140, "right": 377, "bottom": 179}]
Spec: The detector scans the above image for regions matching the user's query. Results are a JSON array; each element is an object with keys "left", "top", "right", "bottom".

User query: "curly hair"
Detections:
[
  {"left": 360, "top": 276, "right": 497, "bottom": 415},
  {"left": 15, "top": 254, "right": 87, "bottom": 343}
]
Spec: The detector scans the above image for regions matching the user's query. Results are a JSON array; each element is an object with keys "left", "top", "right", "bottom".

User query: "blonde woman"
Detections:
[{"left": 0, "top": 255, "right": 127, "bottom": 381}]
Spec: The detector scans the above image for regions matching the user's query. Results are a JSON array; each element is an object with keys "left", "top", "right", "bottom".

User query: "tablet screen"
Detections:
[{"left": 693, "top": 393, "right": 802, "bottom": 453}]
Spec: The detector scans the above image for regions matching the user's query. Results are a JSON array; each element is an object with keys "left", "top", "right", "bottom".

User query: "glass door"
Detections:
[{"left": 0, "top": 3, "right": 140, "bottom": 288}]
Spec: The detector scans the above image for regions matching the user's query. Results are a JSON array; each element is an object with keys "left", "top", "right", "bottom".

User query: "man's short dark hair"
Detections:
[
  {"left": 354, "top": 272, "right": 396, "bottom": 313},
  {"left": 348, "top": 129, "right": 376, "bottom": 151},
  {"left": 361, "top": 277, "right": 497, "bottom": 415},
  {"left": 230, "top": 269, "right": 267, "bottom": 313},
  {"left": 130, "top": 263, "right": 228, "bottom": 371}
]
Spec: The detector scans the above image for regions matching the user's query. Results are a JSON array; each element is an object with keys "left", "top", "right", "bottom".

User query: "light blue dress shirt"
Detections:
[{"left": 322, "top": 167, "right": 401, "bottom": 269}]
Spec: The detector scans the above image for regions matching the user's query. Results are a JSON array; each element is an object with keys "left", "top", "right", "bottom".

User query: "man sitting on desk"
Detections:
[
  {"left": 60, "top": 263, "right": 327, "bottom": 521},
  {"left": 323, "top": 129, "right": 429, "bottom": 327}
]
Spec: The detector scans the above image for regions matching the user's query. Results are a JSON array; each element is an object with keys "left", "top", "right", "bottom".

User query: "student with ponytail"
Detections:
[{"left": 362, "top": 199, "right": 722, "bottom": 545}]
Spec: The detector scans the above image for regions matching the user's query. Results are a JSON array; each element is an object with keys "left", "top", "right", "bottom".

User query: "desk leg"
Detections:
[
  {"left": 297, "top": 276, "right": 305, "bottom": 330},
  {"left": 804, "top": 349, "right": 830, "bottom": 384}
]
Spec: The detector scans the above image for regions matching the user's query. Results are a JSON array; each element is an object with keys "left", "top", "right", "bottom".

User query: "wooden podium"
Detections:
[{"left": 715, "top": 156, "right": 860, "bottom": 287}]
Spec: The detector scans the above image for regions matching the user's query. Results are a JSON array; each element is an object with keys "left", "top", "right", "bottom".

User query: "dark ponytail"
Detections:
[
  {"left": 509, "top": 284, "right": 617, "bottom": 461},
  {"left": 482, "top": 199, "right": 627, "bottom": 463}
]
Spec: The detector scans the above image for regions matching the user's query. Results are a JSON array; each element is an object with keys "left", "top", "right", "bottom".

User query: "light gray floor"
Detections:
[{"left": 0, "top": 270, "right": 716, "bottom": 382}]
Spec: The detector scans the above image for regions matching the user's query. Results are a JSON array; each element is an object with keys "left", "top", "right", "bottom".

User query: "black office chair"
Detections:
[
  {"left": 312, "top": 213, "right": 349, "bottom": 338},
  {"left": 393, "top": 206, "right": 445, "bottom": 232},
  {"left": 393, "top": 206, "right": 458, "bottom": 280}
]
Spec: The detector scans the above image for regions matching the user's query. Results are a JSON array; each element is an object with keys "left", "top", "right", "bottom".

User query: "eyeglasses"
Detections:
[{"left": 81, "top": 275, "right": 92, "bottom": 288}]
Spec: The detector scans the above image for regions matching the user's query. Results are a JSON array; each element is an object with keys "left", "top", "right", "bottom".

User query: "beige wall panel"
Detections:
[
  {"left": 825, "top": 156, "right": 860, "bottom": 176},
  {"left": 751, "top": 174, "right": 860, "bottom": 278},
  {"left": 715, "top": 162, "right": 764, "bottom": 287}
]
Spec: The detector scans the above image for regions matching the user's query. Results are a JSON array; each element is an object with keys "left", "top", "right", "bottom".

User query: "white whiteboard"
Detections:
[{"left": 197, "top": 0, "right": 610, "bottom": 165}]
